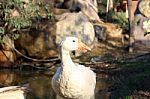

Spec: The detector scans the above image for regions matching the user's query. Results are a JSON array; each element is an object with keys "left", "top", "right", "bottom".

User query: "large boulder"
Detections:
[
  {"left": 55, "top": 0, "right": 100, "bottom": 22},
  {"left": 15, "top": 22, "right": 58, "bottom": 59},
  {"left": 133, "top": 1, "right": 150, "bottom": 49},
  {"left": 15, "top": 12, "right": 95, "bottom": 59},
  {"left": 138, "top": 0, "right": 150, "bottom": 18},
  {"left": 55, "top": 12, "right": 95, "bottom": 46},
  {"left": 133, "top": 14, "right": 150, "bottom": 48}
]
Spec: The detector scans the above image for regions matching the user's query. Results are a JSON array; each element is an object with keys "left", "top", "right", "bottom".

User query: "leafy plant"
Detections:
[
  {"left": 0, "top": 0, "right": 53, "bottom": 42},
  {"left": 0, "top": 27, "right": 4, "bottom": 34},
  {"left": 115, "top": 12, "right": 129, "bottom": 31}
]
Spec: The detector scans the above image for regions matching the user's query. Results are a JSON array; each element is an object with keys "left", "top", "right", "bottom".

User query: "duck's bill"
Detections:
[{"left": 78, "top": 40, "right": 91, "bottom": 52}]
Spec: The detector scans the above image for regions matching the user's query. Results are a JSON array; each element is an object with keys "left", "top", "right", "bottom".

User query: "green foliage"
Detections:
[
  {"left": 115, "top": 0, "right": 121, "bottom": 4},
  {"left": 0, "top": 27, "right": 5, "bottom": 34},
  {"left": 0, "top": 27, "right": 5, "bottom": 43},
  {"left": 100, "top": 0, "right": 121, "bottom": 5},
  {"left": 97, "top": 0, "right": 128, "bottom": 31},
  {"left": 0, "top": 0, "right": 53, "bottom": 42},
  {"left": 124, "top": 96, "right": 132, "bottom": 99},
  {"left": 115, "top": 12, "right": 129, "bottom": 31}
]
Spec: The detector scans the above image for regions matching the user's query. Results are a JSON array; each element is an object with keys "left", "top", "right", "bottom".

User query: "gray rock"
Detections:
[
  {"left": 55, "top": 12, "right": 95, "bottom": 46},
  {"left": 133, "top": 14, "right": 150, "bottom": 47},
  {"left": 55, "top": 0, "right": 100, "bottom": 22},
  {"left": 138, "top": 0, "right": 150, "bottom": 18},
  {"left": 94, "top": 25, "right": 106, "bottom": 41}
]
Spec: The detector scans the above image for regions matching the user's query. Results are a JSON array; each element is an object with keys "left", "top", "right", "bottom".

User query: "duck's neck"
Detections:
[{"left": 60, "top": 47, "right": 75, "bottom": 67}]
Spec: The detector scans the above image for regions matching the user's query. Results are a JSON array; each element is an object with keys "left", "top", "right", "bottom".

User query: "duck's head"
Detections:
[{"left": 60, "top": 37, "right": 91, "bottom": 52}]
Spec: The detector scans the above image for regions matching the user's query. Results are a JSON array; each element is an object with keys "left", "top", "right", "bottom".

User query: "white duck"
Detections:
[
  {"left": 0, "top": 86, "right": 27, "bottom": 99},
  {"left": 52, "top": 37, "right": 96, "bottom": 99}
]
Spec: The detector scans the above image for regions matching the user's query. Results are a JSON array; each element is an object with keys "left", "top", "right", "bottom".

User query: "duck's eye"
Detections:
[{"left": 72, "top": 40, "right": 75, "bottom": 42}]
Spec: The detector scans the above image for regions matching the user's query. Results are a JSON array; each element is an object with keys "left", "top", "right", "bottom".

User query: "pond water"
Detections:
[{"left": 0, "top": 68, "right": 114, "bottom": 99}]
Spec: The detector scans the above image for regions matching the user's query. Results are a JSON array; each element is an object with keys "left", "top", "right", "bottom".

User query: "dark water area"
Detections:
[
  {"left": 0, "top": 60, "right": 150, "bottom": 99},
  {"left": 0, "top": 68, "right": 114, "bottom": 99}
]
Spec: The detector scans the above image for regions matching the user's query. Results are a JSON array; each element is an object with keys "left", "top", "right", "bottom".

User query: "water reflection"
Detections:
[
  {"left": 27, "top": 75, "right": 55, "bottom": 99},
  {"left": 0, "top": 70, "right": 22, "bottom": 86},
  {"left": 0, "top": 69, "right": 113, "bottom": 99}
]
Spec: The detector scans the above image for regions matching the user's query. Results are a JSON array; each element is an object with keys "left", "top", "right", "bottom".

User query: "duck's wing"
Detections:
[
  {"left": 52, "top": 67, "right": 61, "bottom": 85},
  {"left": 75, "top": 63, "right": 96, "bottom": 87},
  {"left": 52, "top": 67, "right": 62, "bottom": 79},
  {"left": 51, "top": 67, "right": 62, "bottom": 92}
]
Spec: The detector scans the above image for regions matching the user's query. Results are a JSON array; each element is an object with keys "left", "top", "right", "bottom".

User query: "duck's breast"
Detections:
[{"left": 52, "top": 65, "right": 96, "bottom": 99}]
